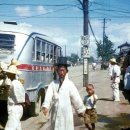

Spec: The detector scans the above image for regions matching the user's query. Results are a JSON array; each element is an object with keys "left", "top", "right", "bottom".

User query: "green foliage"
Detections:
[
  {"left": 89, "top": 56, "right": 95, "bottom": 63},
  {"left": 67, "top": 53, "right": 79, "bottom": 64},
  {"left": 96, "top": 35, "right": 116, "bottom": 61}
]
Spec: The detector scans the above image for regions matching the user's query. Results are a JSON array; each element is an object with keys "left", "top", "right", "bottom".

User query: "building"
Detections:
[{"left": 118, "top": 42, "right": 130, "bottom": 56}]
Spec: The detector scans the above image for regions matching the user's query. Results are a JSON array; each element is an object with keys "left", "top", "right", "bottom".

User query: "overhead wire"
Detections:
[
  {"left": 0, "top": 1, "right": 129, "bottom": 17},
  {"left": 0, "top": 3, "right": 80, "bottom": 7},
  {"left": 1, "top": 1, "right": 130, "bottom": 21},
  {"left": 9, "top": 6, "right": 73, "bottom": 21},
  {"left": 88, "top": 20, "right": 99, "bottom": 44}
]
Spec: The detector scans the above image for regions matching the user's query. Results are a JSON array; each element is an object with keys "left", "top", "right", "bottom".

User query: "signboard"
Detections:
[
  {"left": 83, "top": 58, "right": 88, "bottom": 74},
  {"left": 81, "top": 35, "right": 90, "bottom": 46},
  {"left": 83, "top": 47, "right": 90, "bottom": 58}
]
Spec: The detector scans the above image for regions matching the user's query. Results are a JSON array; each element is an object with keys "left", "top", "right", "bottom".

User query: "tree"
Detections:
[
  {"left": 67, "top": 53, "right": 79, "bottom": 64},
  {"left": 96, "top": 35, "right": 116, "bottom": 61},
  {"left": 89, "top": 56, "right": 95, "bottom": 63}
]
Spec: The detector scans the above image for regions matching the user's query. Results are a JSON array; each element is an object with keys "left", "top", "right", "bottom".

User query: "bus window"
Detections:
[
  {"left": 41, "top": 41, "right": 46, "bottom": 62},
  {"left": 46, "top": 44, "right": 50, "bottom": 62},
  {"left": 57, "top": 47, "right": 61, "bottom": 59},
  {"left": 36, "top": 39, "right": 41, "bottom": 61},
  {"left": 0, "top": 34, "right": 15, "bottom": 54},
  {"left": 32, "top": 42, "right": 35, "bottom": 61},
  {"left": 54, "top": 46, "right": 57, "bottom": 63},
  {"left": 50, "top": 45, "right": 54, "bottom": 63}
]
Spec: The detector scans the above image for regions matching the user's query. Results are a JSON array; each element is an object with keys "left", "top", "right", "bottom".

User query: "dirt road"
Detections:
[{"left": 20, "top": 65, "right": 130, "bottom": 130}]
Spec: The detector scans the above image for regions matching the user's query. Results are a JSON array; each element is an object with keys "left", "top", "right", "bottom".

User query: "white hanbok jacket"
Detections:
[{"left": 42, "top": 74, "right": 85, "bottom": 130}]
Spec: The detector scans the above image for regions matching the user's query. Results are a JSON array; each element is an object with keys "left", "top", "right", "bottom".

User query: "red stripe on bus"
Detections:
[
  {"left": 17, "top": 64, "right": 54, "bottom": 71},
  {"left": 17, "top": 64, "right": 32, "bottom": 70}
]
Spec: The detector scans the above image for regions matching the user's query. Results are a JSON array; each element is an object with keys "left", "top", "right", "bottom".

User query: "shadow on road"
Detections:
[
  {"left": 98, "top": 113, "right": 130, "bottom": 130},
  {"left": 98, "top": 98, "right": 113, "bottom": 101}
]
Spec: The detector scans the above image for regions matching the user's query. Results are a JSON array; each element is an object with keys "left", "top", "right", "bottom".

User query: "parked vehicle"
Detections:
[{"left": 0, "top": 21, "right": 62, "bottom": 117}]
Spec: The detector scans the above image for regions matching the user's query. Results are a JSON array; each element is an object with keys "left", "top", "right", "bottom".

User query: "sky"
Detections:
[{"left": 0, "top": 0, "right": 130, "bottom": 58}]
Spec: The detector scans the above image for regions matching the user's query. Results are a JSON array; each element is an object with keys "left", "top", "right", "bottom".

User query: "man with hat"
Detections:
[
  {"left": 42, "top": 57, "right": 85, "bottom": 130},
  {"left": 110, "top": 58, "right": 121, "bottom": 101},
  {"left": 4, "top": 65, "right": 25, "bottom": 130}
]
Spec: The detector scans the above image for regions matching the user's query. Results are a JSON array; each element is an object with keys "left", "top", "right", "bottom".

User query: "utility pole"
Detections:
[
  {"left": 80, "top": 0, "right": 90, "bottom": 87},
  {"left": 65, "top": 45, "right": 66, "bottom": 57},
  {"left": 102, "top": 18, "right": 106, "bottom": 62},
  {"left": 103, "top": 18, "right": 106, "bottom": 48}
]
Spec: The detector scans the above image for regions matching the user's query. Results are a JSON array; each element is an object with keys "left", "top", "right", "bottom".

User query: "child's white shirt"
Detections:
[{"left": 84, "top": 94, "right": 98, "bottom": 109}]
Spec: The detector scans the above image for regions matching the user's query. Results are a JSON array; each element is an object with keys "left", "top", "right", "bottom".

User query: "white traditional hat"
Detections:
[
  {"left": 10, "top": 59, "right": 20, "bottom": 66},
  {"left": 0, "top": 61, "right": 8, "bottom": 71},
  {"left": 110, "top": 58, "right": 117, "bottom": 63},
  {"left": 4, "top": 65, "right": 22, "bottom": 75}
]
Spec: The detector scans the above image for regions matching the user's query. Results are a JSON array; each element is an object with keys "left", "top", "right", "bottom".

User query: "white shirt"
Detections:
[
  {"left": 112, "top": 64, "right": 121, "bottom": 77},
  {"left": 92, "top": 63, "right": 96, "bottom": 67},
  {"left": 84, "top": 94, "right": 98, "bottom": 109},
  {"left": 8, "top": 79, "right": 25, "bottom": 105},
  {"left": 108, "top": 64, "right": 114, "bottom": 77}
]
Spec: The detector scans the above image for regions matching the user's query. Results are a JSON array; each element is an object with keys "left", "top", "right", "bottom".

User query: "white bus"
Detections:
[{"left": 0, "top": 22, "right": 62, "bottom": 117}]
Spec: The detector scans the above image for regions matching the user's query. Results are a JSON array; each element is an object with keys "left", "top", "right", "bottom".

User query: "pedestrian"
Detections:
[
  {"left": 124, "top": 66, "right": 130, "bottom": 90},
  {"left": 92, "top": 62, "right": 97, "bottom": 71},
  {"left": 42, "top": 57, "right": 86, "bottom": 130},
  {"left": 83, "top": 84, "right": 98, "bottom": 130},
  {"left": 110, "top": 58, "right": 121, "bottom": 101},
  {"left": 108, "top": 60, "right": 114, "bottom": 79},
  {"left": 4, "top": 65, "right": 25, "bottom": 130}
]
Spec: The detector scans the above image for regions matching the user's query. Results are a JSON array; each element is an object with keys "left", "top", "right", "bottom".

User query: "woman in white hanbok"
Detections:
[
  {"left": 124, "top": 66, "right": 130, "bottom": 90},
  {"left": 42, "top": 57, "right": 85, "bottom": 130}
]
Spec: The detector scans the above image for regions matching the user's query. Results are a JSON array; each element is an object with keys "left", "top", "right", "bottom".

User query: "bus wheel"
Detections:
[{"left": 34, "top": 95, "right": 42, "bottom": 116}]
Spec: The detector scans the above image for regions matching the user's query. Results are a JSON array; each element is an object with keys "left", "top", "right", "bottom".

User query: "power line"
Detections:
[
  {"left": 88, "top": 20, "right": 99, "bottom": 44},
  {"left": 92, "top": 1, "right": 130, "bottom": 13},
  {"left": 1, "top": 2, "right": 130, "bottom": 21},
  {"left": 9, "top": 6, "right": 72, "bottom": 21},
  {"left": 90, "top": 9, "right": 130, "bottom": 14},
  {"left": 0, "top": 3, "right": 80, "bottom": 7}
]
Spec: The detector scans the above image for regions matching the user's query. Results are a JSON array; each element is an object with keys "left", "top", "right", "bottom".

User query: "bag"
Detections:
[{"left": 24, "top": 93, "right": 31, "bottom": 107}]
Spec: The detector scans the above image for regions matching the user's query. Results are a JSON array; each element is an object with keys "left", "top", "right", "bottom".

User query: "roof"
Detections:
[
  {"left": 118, "top": 42, "right": 130, "bottom": 48},
  {"left": 0, "top": 22, "right": 60, "bottom": 47}
]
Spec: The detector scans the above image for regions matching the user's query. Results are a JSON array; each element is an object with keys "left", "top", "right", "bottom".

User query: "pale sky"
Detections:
[{"left": 0, "top": 0, "right": 130, "bottom": 58}]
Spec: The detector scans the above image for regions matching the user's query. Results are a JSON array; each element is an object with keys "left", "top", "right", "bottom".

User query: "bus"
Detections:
[{"left": 0, "top": 22, "right": 62, "bottom": 117}]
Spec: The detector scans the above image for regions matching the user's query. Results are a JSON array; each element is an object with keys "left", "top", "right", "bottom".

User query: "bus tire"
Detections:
[
  {"left": 34, "top": 95, "right": 42, "bottom": 115},
  {"left": 28, "top": 95, "right": 42, "bottom": 116}
]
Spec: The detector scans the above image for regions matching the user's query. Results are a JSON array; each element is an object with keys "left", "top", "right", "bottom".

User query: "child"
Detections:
[{"left": 83, "top": 84, "right": 98, "bottom": 130}]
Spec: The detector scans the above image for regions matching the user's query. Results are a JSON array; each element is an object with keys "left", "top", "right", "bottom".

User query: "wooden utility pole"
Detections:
[
  {"left": 65, "top": 45, "right": 66, "bottom": 57},
  {"left": 78, "top": 0, "right": 89, "bottom": 87},
  {"left": 102, "top": 18, "right": 106, "bottom": 62},
  {"left": 83, "top": 0, "right": 89, "bottom": 35},
  {"left": 103, "top": 18, "right": 106, "bottom": 48},
  {"left": 82, "top": 0, "right": 89, "bottom": 87}
]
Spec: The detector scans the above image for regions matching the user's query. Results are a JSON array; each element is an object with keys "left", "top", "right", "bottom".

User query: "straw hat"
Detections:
[
  {"left": 0, "top": 61, "right": 8, "bottom": 71},
  {"left": 10, "top": 59, "right": 20, "bottom": 66},
  {"left": 110, "top": 58, "right": 117, "bottom": 63},
  {"left": 4, "top": 65, "right": 22, "bottom": 75}
]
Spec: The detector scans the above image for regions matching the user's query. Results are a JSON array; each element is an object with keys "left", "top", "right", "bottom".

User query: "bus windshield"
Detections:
[{"left": 0, "top": 34, "right": 15, "bottom": 54}]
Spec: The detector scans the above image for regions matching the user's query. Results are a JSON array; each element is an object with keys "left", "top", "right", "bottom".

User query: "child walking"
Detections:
[{"left": 83, "top": 84, "right": 98, "bottom": 130}]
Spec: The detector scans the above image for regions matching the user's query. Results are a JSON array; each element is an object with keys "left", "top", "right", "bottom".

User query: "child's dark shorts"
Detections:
[{"left": 84, "top": 108, "right": 97, "bottom": 124}]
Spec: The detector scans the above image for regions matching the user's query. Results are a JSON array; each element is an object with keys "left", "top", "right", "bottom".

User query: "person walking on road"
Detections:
[
  {"left": 108, "top": 61, "right": 114, "bottom": 79},
  {"left": 83, "top": 84, "right": 98, "bottom": 130},
  {"left": 92, "top": 62, "right": 97, "bottom": 71},
  {"left": 4, "top": 65, "right": 25, "bottom": 130},
  {"left": 42, "top": 57, "right": 85, "bottom": 130},
  {"left": 110, "top": 58, "right": 121, "bottom": 101}
]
